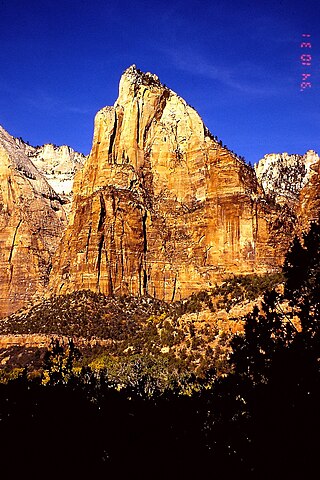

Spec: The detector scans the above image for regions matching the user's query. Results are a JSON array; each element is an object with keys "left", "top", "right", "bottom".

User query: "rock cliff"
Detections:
[
  {"left": 255, "top": 150, "right": 320, "bottom": 231},
  {"left": 49, "top": 65, "right": 287, "bottom": 301},
  {"left": 255, "top": 150, "right": 319, "bottom": 206},
  {"left": 0, "top": 126, "right": 67, "bottom": 317},
  {"left": 298, "top": 157, "right": 320, "bottom": 228}
]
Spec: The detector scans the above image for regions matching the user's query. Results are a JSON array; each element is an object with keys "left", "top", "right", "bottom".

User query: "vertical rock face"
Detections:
[
  {"left": 49, "top": 65, "right": 282, "bottom": 301},
  {"left": 2, "top": 67, "right": 318, "bottom": 314},
  {"left": 298, "top": 157, "right": 320, "bottom": 228},
  {"left": 0, "top": 126, "right": 67, "bottom": 317}
]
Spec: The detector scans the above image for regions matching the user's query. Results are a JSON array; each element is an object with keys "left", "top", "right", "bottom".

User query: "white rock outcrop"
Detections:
[{"left": 255, "top": 150, "right": 319, "bottom": 206}]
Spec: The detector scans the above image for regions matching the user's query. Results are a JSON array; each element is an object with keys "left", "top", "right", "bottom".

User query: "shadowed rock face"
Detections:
[
  {"left": 0, "top": 126, "right": 67, "bottom": 317},
  {"left": 48, "top": 65, "right": 288, "bottom": 301}
]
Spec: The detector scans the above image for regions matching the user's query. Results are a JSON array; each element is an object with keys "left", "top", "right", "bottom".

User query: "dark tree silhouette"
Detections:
[
  {"left": 284, "top": 222, "right": 320, "bottom": 334},
  {"left": 212, "top": 222, "right": 320, "bottom": 476},
  {"left": 43, "top": 337, "right": 81, "bottom": 385}
]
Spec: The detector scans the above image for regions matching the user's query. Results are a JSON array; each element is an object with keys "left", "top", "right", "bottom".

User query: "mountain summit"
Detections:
[{"left": 49, "top": 66, "right": 295, "bottom": 301}]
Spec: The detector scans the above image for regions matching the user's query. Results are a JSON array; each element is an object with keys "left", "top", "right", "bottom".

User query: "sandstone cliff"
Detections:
[
  {"left": 0, "top": 126, "right": 67, "bottom": 317},
  {"left": 298, "top": 157, "right": 320, "bottom": 228},
  {"left": 3, "top": 67, "right": 318, "bottom": 316},
  {"left": 49, "top": 65, "right": 287, "bottom": 301}
]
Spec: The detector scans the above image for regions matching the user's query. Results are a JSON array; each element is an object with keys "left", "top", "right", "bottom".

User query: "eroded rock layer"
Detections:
[
  {"left": 0, "top": 126, "right": 67, "bottom": 317},
  {"left": 49, "top": 66, "right": 286, "bottom": 301}
]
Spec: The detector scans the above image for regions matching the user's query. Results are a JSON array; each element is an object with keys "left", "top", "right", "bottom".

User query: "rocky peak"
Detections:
[
  {"left": 28, "top": 143, "right": 86, "bottom": 217},
  {"left": 121, "top": 64, "right": 163, "bottom": 89},
  {"left": 49, "top": 66, "right": 276, "bottom": 302},
  {"left": 0, "top": 126, "right": 60, "bottom": 202},
  {"left": 13, "top": 137, "right": 87, "bottom": 216},
  {"left": 13, "top": 135, "right": 36, "bottom": 156},
  {"left": 75, "top": 62, "right": 226, "bottom": 203},
  {"left": 255, "top": 150, "right": 319, "bottom": 206}
]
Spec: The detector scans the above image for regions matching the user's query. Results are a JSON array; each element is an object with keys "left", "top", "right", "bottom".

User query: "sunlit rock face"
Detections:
[
  {"left": 49, "top": 65, "right": 285, "bottom": 301},
  {"left": 0, "top": 126, "right": 67, "bottom": 317},
  {"left": 255, "top": 150, "right": 319, "bottom": 207},
  {"left": 16, "top": 141, "right": 87, "bottom": 217},
  {"left": 255, "top": 150, "right": 320, "bottom": 232},
  {"left": 2, "top": 67, "right": 319, "bottom": 315},
  {"left": 296, "top": 154, "right": 320, "bottom": 230}
]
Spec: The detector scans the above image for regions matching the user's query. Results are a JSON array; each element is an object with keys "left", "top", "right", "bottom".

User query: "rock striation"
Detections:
[
  {"left": 298, "top": 158, "right": 320, "bottom": 228},
  {"left": 0, "top": 126, "right": 67, "bottom": 317},
  {"left": 49, "top": 65, "right": 288, "bottom": 301}
]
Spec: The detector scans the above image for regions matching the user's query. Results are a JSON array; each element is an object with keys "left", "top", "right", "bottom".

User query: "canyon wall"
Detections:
[{"left": 16, "top": 140, "right": 87, "bottom": 217}]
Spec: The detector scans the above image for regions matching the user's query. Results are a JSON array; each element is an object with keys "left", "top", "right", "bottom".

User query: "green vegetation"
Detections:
[
  {"left": 210, "top": 272, "right": 284, "bottom": 312},
  {"left": 0, "top": 272, "right": 282, "bottom": 336},
  {"left": 0, "top": 272, "right": 283, "bottom": 386}
]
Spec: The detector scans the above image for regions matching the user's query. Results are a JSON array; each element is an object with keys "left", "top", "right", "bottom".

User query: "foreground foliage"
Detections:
[{"left": 1, "top": 224, "right": 320, "bottom": 476}]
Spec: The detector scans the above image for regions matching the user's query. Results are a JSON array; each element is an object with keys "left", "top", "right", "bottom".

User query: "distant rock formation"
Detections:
[
  {"left": 255, "top": 150, "right": 320, "bottom": 231},
  {"left": 255, "top": 150, "right": 319, "bottom": 206},
  {"left": 0, "top": 126, "right": 67, "bottom": 316},
  {"left": 15, "top": 139, "right": 86, "bottom": 217}
]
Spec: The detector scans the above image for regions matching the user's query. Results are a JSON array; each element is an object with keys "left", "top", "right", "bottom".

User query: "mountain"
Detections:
[
  {"left": 48, "top": 65, "right": 296, "bottom": 301},
  {"left": 255, "top": 150, "right": 319, "bottom": 206},
  {"left": 0, "top": 126, "right": 67, "bottom": 317},
  {"left": 0, "top": 65, "right": 319, "bottom": 318}
]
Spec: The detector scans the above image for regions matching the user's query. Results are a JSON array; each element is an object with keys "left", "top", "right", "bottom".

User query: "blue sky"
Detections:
[{"left": 0, "top": 0, "right": 319, "bottom": 164}]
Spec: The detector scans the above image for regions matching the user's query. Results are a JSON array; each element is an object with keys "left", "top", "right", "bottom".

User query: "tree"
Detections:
[
  {"left": 283, "top": 222, "right": 320, "bottom": 335},
  {"left": 43, "top": 337, "right": 80, "bottom": 385},
  {"left": 214, "top": 221, "right": 320, "bottom": 475}
]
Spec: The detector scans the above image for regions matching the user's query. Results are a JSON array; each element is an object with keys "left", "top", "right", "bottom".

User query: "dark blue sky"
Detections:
[{"left": 0, "top": 0, "right": 319, "bottom": 164}]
